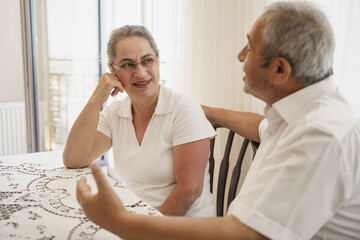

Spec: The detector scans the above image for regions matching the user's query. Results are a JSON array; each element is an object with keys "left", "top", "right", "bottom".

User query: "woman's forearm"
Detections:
[
  {"left": 62, "top": 98, "right": 102, "bottom": 168},
  {"left": 157, "top": 184, "right": 201, "bottom": 216},
  {"left": 63, "top": 72, "right": 124, "bottom": 168}
]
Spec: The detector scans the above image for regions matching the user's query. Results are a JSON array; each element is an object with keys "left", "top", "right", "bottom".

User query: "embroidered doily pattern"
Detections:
[{"left": 0, "top": 151, "right": 161, "bottom": 239}]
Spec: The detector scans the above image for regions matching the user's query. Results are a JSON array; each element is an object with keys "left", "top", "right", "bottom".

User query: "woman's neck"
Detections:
[{"left": 131, "top": 89, "right": 159, "bottom": 121}]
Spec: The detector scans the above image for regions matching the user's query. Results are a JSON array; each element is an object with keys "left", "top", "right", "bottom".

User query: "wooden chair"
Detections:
[{"left": 209, "top": 124, "right": 258, "bottom": 216}]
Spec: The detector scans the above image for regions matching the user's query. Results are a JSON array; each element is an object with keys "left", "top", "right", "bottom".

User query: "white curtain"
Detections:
[
  {"left": 154, "top": 0, "right": 360, "bottom": 116},
  {"left": 317, "top": 0, "right": 360, "bottom": 116},
  {"left": 164, "top": 0, "right": 266, "bottom": 114}
]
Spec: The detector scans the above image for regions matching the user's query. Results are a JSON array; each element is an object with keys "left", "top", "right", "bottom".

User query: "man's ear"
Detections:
[{"left": 269, "top": 57, "right": 292, "bottom": 85}]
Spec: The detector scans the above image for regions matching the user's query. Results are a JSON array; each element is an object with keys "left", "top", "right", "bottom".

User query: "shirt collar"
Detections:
[
  {"left": 269, "top": 75, "right": 337, "bottom": 123},
  {"left": 117, "top": 96, "right": 132, "bottom": 118},
  {"left": 153, "top": 84, "right": 173, "bottom": 115},
  {"left": 117, "top": 84, "right": 172, "bottom": 118}
]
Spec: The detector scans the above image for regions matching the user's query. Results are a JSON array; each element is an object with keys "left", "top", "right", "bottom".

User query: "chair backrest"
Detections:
[{"left": 209, "top": 124, "right": 258, "bottom": 216}]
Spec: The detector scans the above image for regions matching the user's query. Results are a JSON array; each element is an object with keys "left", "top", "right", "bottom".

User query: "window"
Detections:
[{"left": 30, "top": 0, "right": 170, "bottom": 151}]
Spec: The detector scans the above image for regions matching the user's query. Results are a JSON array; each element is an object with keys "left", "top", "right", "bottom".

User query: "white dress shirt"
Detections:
[{"left": 228, "top": 76, "right": 360, "bottom": 239}]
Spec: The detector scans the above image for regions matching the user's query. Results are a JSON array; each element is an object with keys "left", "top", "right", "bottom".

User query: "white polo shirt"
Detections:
[
  {"left": 97, "top": 84, "right": 216, "bottom": 217},
  {"left": 228, "top": 76, "right": 360, "bottom": 239}
]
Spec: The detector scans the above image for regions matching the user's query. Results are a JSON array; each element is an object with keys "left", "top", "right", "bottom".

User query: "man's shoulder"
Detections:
[{"left": 299, "top": 91, "right": 358, "bottom": 140}]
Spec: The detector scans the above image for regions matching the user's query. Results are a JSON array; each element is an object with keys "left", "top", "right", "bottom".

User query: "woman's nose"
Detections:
[{"left": 134, "top": 64, "right": 147, "bottom": 78}]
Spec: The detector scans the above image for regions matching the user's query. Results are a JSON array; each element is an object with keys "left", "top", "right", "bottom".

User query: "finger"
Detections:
[
  {"left": 105, "top": 74, "right": 123, "bottom": 94},
  {"left": 111, "top": 87, "right": 119, "bottom": 97},
  {"left": 113, "top": 78, "right": 124, "bottom": 93},
  {"left": 118, "top": 85, "right": 124, "bottom": 93},
  {"left": 111, "top": 85, "right": 123, "bottom": 95},
  {"left": 76, "top": 176, "right": 91, "bottom": 204},
  {"left": 91, "top": 163, "right": 113, "bottom": 193},
  {"left": 108, "top": 63, "right": 115, "bottom": 75}
]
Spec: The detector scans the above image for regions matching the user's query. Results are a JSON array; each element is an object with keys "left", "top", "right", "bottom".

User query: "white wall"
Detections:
[{"left": 0, "top": 0, "right": 25, "bottom": 102}]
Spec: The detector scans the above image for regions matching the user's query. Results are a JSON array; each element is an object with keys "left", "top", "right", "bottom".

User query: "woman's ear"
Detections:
[{"left": 270, "top": 57, "right": 292, "bottom": 85}]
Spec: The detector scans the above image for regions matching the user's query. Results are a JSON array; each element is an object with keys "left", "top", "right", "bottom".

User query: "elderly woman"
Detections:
[{"left": 63, "top": 25, "right": 216, "bottom": 217}]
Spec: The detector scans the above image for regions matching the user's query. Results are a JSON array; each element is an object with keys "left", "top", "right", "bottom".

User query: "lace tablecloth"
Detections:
[{"left": 0, "top": 150, "right": 161, "bottom": 239}]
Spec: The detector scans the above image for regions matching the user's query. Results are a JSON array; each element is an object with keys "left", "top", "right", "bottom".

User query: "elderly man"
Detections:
[{"left": 76, "top": 1, "right": 360, "bottom": 239}]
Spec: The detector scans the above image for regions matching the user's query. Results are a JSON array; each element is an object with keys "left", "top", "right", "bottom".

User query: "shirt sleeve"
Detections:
[
  {"left": 171, "top": 97, "right": 216, "bottom": 146},
  {"left": 97, "top": 103, "right": 115, "bottom": 138},
  {"left": 258, "top": 118, "right": 268, "bottom": 141}
]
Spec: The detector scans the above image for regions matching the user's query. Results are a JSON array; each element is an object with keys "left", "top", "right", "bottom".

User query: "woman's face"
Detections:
[{"left": 112, "top": 36, "right": 160, "bottom": 102}]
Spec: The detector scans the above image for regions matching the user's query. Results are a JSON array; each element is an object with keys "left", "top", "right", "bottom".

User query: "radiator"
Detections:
[{"left": 0, "top": 102, "right": 28, "bottom": 156}]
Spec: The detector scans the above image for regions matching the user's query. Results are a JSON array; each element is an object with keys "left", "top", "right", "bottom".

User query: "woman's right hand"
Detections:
[{"left": 91, "top": 72, "right": 124, "bottom": 106}]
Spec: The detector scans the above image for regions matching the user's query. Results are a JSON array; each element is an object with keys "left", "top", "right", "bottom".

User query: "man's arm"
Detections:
[
  {"left": 202, "top": 105, "right": 264, "bottom": 143},
  {"left": 114, "top": 212, "right": 267, "bottom": 240},
  {"left": 77, "top": 164, "right": 268, "bottom": 240}
]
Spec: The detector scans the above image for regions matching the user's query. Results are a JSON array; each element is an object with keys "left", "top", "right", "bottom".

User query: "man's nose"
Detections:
[{"left": 238, "top": 45, "right": 248, "bottom": 62}]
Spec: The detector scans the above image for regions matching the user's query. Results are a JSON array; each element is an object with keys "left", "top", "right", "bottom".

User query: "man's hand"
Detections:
[{"left": 76, "top": 163, "right": 127, "bottom": 231}]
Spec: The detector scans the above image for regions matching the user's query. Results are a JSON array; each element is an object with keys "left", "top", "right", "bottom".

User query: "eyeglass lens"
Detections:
[{"left": 119, "top": 56, "right": 157, "bottom": 71}]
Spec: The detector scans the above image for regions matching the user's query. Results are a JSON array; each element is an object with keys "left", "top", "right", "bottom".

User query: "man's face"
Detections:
[{"left": 237, "top": 15, "right": 273, "bottom": 102}]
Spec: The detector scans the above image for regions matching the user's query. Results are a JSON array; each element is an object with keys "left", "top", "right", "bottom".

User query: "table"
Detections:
[{"left": 0, "top": 150, "right": 161, "bottom": 239}]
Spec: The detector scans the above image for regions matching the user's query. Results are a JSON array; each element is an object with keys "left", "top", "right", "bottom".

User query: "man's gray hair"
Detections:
[
  {"left": 107, "top": 25, "right": 159, "bottom": 65},
  {"left": 261, "top": 1, "right": 335, "bottom": 85}
]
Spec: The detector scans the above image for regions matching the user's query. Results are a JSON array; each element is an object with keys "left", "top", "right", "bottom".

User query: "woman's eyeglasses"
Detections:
[{"left": 112, "top": 56, "right": 158, "bottom": 72}]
